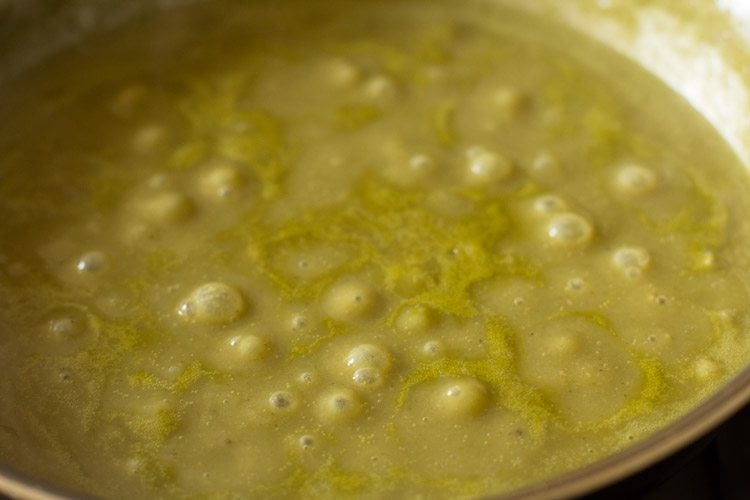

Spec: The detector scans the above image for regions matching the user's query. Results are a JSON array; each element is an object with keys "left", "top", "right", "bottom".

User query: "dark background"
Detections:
[{"left": 587, "top": 403, "right": 750, "bottom": 500}]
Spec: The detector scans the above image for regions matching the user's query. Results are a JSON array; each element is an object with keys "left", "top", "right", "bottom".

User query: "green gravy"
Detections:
[{"left": 1, "top": 0, "right": 750, "bottom": 498}]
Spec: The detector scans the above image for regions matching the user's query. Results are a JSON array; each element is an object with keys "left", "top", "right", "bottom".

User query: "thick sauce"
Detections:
[{"left": 1, "top": 1, "right": 750, "bottom": 498}]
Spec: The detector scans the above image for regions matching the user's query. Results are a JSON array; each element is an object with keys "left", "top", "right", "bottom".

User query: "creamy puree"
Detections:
[{"left": 1, "top": 0, "right": 750, "bottom": 498}]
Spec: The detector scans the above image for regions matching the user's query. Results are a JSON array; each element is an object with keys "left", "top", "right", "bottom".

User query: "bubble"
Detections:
[
  {"left": 512, "top": 297, "right": 525, "bottom": 306},
  {"left": 421, "top": 340, "right": 444, "bottom": 358},
  {"left": 290, "top": 314, "right": 309, "bottom": 331},
  {"left": 566, "top": 277, "right": 586, "bottom": 292},
  {"left": 124, "top": 456, "right": 145, "bottom": 475},
  {"left": 465, "top": 146, "right": 513, "bottom": 185},
  {"left": 226, "top": 334, "right": 270, "bottom": 362},
  {"left": 110, "top": 85, "right": 147, "bottom": 118},
  {"left": 612, "top": 247, "right": 650, "bottom": 276},
  {"left": 323, "top": 58, "right": 361, "bottom": 88},
  {"left": 381, "top": 146, "right": 438, "bottom": 188},
  {"left": 298, "top": 372, "right": 315, "bottom": 384},
  {"left": 694, "top": 357, "right": 720, "bottom": 380},
  {"left": 269, "top": 391, "right": 295, "bottom": 411},
  {"left": 395, "top": 305, "right": 433, "bottom": 335},
  {"left": 637, "top": 328, "right": 672, "bottom": 355},
  {"left": 345, "top": 344, "right": 391, "bottom": 371},
  {"left": 134, "top": 191, "right": 194, "bottom": 225},
  {"left": 316, "top": 389, "right": 362, "bottom": 423},
  {"left": 322, "top": 278, "right": 381, "bottom": 322},
  {"left": 404, "top": 154, "right": 437, "bottom": 183},
  {"left": 178, "top": 282, "right": 246, "bottom": 325},
  {"left": 614, "top": 164, "right": 658, "bottom": 195},
  {"left": 546, "top": 212, "right": 593, "bottom": 246},
  {"left": 364, "top": 75, "right": 397, "bottom": 101},
  {"left": 434, "top": 378, "right": 489, "bottom": 418},
  {"left": 532, "top": 195, "right": 567, "bottom": 216},
  {"left": 299, "top": 435, "right": 316, "bottom": 449},
  {"left": 694, "top": 250, "right": 715, "bottom": 270},
  {"left": 351, "top": 367, "right": 383, "bottom": 388},
  {"left": 625, "top": 267, "right": 641, "bottom": 278},
  {"left": 530, "top": 152, "right": 560, "bottom": 180},
  {"left": 47, "top": 316, "right": 85, "bottom": 340},
  {"left": 489, "top": 87, "right": 525, "bottom": 117},
  {"left": 75, "top": 251, "right": 107, "bottom": 274},
  {"left": 198, "top": 164, "right": 245, "bottom": 199},
  {"left": 147, "top": 174, "right": 170, "bottom": 189},
  {"left": 132, "top": 124, "right": 167, "bottom": 154}
]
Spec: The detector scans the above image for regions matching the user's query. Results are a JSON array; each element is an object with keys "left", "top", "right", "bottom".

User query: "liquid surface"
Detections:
[{"left": 1, "top": 1, "right": 750, "bottom": 498}]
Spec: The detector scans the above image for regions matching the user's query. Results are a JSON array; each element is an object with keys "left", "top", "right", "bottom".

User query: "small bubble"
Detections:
[
  {"left": 125, "top": 457, "right": 144, "bottom": 474},
  {"left": 465, "top": 146, "right": 513, "bottom": 185},
  {"left": 178, "top": 282, "right": 246, "bottom": 325},
  {"left": 76, "top": 251, "right": 106, "bottom": 273},
  {"left": 694, "top": 357, "right": 720, "bottom": 380},
  {"left": 695, "top": 250, "right": 715, "bottom": 270},
  {"left": 345, "top": 344, "right": 391, "bottom": 371},
  {"left": 422, "top": 340, "right": 443, "bottom": 358},
  {"left": 352, "top": 367, "right": 382, "bottom": 387},
  {"left": 269, "top": 391, "right": 294, "bottom": 410},
  {"left": 512, "top": 297, "right": 525, "bottom": 306},
  {"left": 134, "top": 191, "right": 194, "bottom": 225},
  {"left": 178, "top": 302, "right": 193, "bottom": 317},
  {"left": 489, "top": 87, "right": 525, "bottom": 117},
  {"left": 614, "top": 164, "right": 658, "bottom": 195},
  {"left": 324, "top": 58, "right": 361, "bottom": 88},
  {"left": 395, "top": 305, "right": 433, "bottom": 335},
  {"left": 110, "top": 85, "right": 147, "bottom": 118},
  {"left": 612, "top": 247, "right": 650, "bottom": 273},
  {"left": 299, "top": 435, "right": 315, "bottom": 449},
  {"left": 291, "top": 315, "right": 308, "bottom": 330},
  {"left": 226, "top": 334, "right": 269, "bottom": 361},
  {"left": 409, "top": 154, "right": 436, "bottom": 174},
  {"left": 446, "top": 386, "right": 462, "bottom": 397},
  {"left": 532, "top": 195, "right": 567, "bottom": 215},
  {"left": 132, "top": 124, "right": 167, "bottom": 154},
  {"left": 322, "top": 278, "right": 381, "bottom": 322},
  {"left": 546, "top": 212, "right": 593, "bottom": 246},
  {"left": 625, "top": 267, "right": 642, "bottom": 278},
  {"left": 364, "top": 75, "right": 398, "bottom": 101},
  {"left": 316, "top": 388, "right": 363, "bottom": 423},
  {"left": 48, "top": 317, "right": 79, "bottom": 338},
  {"left": 198, "top": 164, "right": 244, "bottom": 199},
  {"left": 654, "top": 295, "right": 668, "bottom": 305},
  {"left": 299, "top": 372, "right": 314, "bottom": 384},
  {"left": 387, "top": 153, "right": 437, "bottom": 187},
  {"left": 530, "top": 153, "right": 560, "bottom": 179},
  {"left": 147, "top": 174, "right": 169, "bottom": 189},
  {"left": 566, "top": 277, "right": 585, "bottom": 291},
  {"left": 435, "top": 378, "right": 489, "bottom": 418}
]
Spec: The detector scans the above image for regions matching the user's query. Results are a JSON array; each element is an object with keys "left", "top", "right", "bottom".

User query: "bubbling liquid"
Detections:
[{"left": 0, "top": 0, "right": 750, "bottom": 498}]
